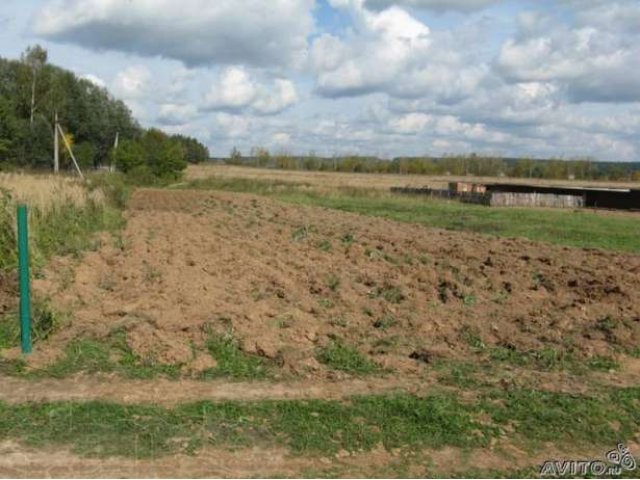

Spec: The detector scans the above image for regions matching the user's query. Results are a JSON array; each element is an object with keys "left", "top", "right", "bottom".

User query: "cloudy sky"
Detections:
[{"left": 1, "top": 0, "right": 639, "bottom": 160}]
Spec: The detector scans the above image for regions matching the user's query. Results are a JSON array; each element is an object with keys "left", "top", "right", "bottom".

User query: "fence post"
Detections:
[{"left": 17, "top": 205, "right": 31, "bottom": 354}]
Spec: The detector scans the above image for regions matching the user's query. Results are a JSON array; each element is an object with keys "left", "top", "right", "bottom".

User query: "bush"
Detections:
[{"left": 115, "top": 129, "right": 187, "bottom": 183}]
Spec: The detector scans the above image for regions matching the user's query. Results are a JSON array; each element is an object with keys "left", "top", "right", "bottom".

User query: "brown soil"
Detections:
[{"left": 19, "top": 188, "right": 640, "bottom": 375}]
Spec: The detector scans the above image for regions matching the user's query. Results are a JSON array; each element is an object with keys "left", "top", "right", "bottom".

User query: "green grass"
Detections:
[
  {"left": 186, "top": 177, "right": 640, "bottom": 253},
  {"left": 1, "top": 328, "right": 269, "bottom": 380},
  {"left": 0, "top": 394, "right": 490, "bottom": 458},
  {"left": 487, "top": 346, "right": 620, "bottom": 374},
  {"left": 316, "top": 341, "right": 379, "bottom": 375},
  {"left": 0, "top": 386, "right": 638, "bottom": 460},
  {"left": 482, "top": 387, "right": 640, "bottom": 446},
  {"left": 200, "top": 331, "right": 268, "bottom": 379},
  {"left": 19, "top": 330, "right": 183, "bottom": 379}
]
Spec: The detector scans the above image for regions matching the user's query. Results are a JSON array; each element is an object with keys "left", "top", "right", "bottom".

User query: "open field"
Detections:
[
  {"left": 186, "top": 164, "right": 640, "bottom": 191},
  {"left": 186, "top": 171, "right": 640, "bottom": 253},
  {"left": 1, "top": 172, "right": 640, "bottom": 477}
]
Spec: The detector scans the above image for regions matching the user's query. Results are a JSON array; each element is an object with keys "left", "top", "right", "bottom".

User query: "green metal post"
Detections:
[{"left": 17, "top": 205, "right": 31, "bottom": 354}]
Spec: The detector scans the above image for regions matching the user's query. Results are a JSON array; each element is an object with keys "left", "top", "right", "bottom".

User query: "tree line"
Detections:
[
  {"left": 227, "top": 148, "right": 640, "bottom": 182},
  {"left": 0, "top": 45, "right": 209, "bottom": 182}
]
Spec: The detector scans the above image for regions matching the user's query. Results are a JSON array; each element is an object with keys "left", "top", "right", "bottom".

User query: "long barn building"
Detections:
[
  {"left": 391, "top": 182, "right": 640, "bottom": 211},
  {"left": 484, "top": 183, "right": 640, "bottom": 210}
]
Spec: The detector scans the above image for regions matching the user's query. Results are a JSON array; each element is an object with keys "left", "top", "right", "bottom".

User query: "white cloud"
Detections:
[
  {"left": 205, "top": 68, "right": 258, "bottom": 111},
  {"left": 364, "top": 0, "right": 503, "bottom": 12},
  {"left": 388, "top": 113, "right": 431, "bottom": 134},
  {"left": 252, "top": 79, "right": 299, "bottom": 115},
  {"left": 497, "top": 10, "right": 640, "bottom": 102},
  {"left": 166, "top": 67, "right": 196, "bottom": 101},
  {"left": 214, "top": 112, "right": 253, "bottom": 138},
  {"left": 111, "top": 65, "right": 151, "bottom": 99},
  {"left": 34, "top": 0, "right": 315, "bottom": 68},
  {"left": 272, "top": 132, "right": 292, "bottom": 145},
  {"left": 204, "top": 67, "right": 298, "bottom": 115},
  {"left": 576, "top": 2, "right": 640, "bottom": 32},
  {"left": 312, "top": 4, "right": 431, "bottom": 96},
  {"left": 157, "top": 103, "right": 198, "bottom": 126}
]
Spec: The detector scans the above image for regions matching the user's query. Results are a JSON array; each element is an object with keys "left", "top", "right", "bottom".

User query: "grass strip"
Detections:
[{"left": 0, "top": 387, "right": 638, "bottom": 459}]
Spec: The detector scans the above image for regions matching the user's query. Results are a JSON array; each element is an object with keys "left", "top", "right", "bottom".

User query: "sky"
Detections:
[{"left": 0, "top": 0, "right": 639, "bottom": 161}]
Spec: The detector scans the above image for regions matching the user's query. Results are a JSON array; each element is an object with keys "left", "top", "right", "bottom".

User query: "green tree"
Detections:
[
  {"left": 172, "top": 134, "right": 209, "bottom": 164},
  {"left": 21, "top": 45, "right": 48, "bottom": 127},
  {"left": 116, "top": 129, "right": 186, "bottom": 183},
  {"left": 229, "top": 146, "right": 242, "bottom": 164}
]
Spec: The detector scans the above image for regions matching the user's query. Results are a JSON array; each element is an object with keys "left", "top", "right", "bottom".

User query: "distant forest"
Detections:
[
  {"left": 0, "top": 45, "right": 208, "bottom": 181},
  {"left": 225, "top": 148, "right": 640, "bottom": 182}
]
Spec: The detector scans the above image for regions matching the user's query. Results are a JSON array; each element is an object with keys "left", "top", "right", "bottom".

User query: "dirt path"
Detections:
[
  {"left": 2, "top": 439, "right": 635, "bottom": 478},
  {"left": 0, "top": 376, "right": 427, "bottom": 406},
  {"left": 2, "top": 359, "right": 639, "bottom": 406}
]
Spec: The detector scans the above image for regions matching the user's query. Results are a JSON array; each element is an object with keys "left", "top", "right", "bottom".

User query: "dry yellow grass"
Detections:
[
  {"left": 0, "top": 173, "right": 104, "bottom": 213},
  {"left": 187, "top": 164, "right": 640, "bottom": 191}
]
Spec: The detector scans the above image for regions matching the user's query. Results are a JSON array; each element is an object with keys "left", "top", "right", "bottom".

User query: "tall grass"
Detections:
[
  {"left": 0, "top": 173, "right": 105, "bottom": 212},
  {"left": 0, "top": 172, "right": 128, "bottom": 271}
]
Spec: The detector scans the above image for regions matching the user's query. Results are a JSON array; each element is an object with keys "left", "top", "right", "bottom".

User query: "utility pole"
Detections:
[
  {"left": 56, "top": 122, "right": 84, "bottom": 180},
  {"left": 53, "top": 112, "right": 59, "bottom": 174}
]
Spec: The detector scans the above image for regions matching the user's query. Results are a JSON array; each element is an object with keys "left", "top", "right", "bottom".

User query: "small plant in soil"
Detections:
[
  {"left": 340, "top": 233, "right": 354, "bottom": 245},
  {"left": 587, "top": 355, "right": 619, "bottom": 371},
  {"left": 373, "top": 315, "right": 397, "bottom": 331},
  {"left": 292, "top": 225, "right": 314, "bottom": 242},
  {"left": 329, "top": 316, "right": 348, "bottom": 328},
  {"left": 369, "top": 284, "right": 405, "bottom": 304},
  {"left": 317, "top": 239, "right": 332, "bottom": 252},
  {"left": 382, "top": 252, "right": 399, "bottom": 265},
  {"left": 325, "top": 274, "right": 341, "bottom": 292},
  {"left": 318, "top": 298, "right": 335, "bottom": 309},
  {"left": 316, "top": 341, "right": 379, "bottom": 375},
  {"left": 462, "top": 294, "right": 476, "bottom": 307},
  {"left": 143, "top": 261, "right": 162, "bottom": 284},
  {"left": 458, "top": 325, "right": 485, "bottom": 351}
]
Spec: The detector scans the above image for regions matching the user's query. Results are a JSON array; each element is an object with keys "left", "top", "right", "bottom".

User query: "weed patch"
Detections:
[
  {"left": 0, "top": 302, "right": 63, "bottom": 350},
  {"left": 37, "top": 330, "right": 182, "bottom": 379},
  {"left": 368, "top": 284, "right": 405, "bottom": 304},
  {"left": 316, "top": 341, "right": 379, "bottom": 375},
  {"left": 201, "top": 331, "right": 267, "bottom": 379}
]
